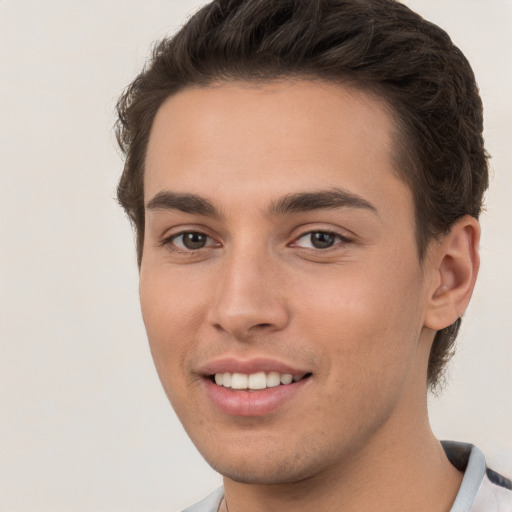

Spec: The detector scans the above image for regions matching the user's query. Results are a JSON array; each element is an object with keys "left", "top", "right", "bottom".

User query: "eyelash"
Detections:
[
  {"left": 160, "top": 231, "right": 219, "bottom": 255},
  {"left": 161, "top": 229, "right": 352, "bottom": 255},
  {"left": 290, "top": 230, "right": 352, "bottom": 250}
]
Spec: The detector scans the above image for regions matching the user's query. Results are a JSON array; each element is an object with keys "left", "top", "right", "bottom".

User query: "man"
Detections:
[{"left": 115, "top": 0, "right": 511, "bottom": 510}]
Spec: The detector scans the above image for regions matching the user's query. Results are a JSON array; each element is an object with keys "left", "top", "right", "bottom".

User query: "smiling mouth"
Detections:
[{"left": 210, "top": 371, "right": 312, "bottom": 390}]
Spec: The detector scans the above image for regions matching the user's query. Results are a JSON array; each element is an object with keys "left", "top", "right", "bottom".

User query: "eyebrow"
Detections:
[
  {"left": 146, "top": 191, "right": 221, "bottom": 217},
  {"left": 145, "top": 187, "right": 377, "bottom": 218},
  {"left": 267, "top": 188, "right": 378, "bottom": 216}
]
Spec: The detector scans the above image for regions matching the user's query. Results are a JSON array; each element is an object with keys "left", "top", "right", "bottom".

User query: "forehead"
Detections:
[{"left": 144, "top": 79, "right": 411, "bottom": 220}]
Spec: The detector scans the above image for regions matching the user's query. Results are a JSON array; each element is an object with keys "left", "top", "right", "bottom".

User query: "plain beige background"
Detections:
[{"left": 0, "top": 1, "right": 510, "bottom": 510}]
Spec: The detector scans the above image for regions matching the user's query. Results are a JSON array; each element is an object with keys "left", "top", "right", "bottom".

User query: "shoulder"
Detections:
[
  {"left": 180, "top": 487, "right": 224, "bottom": 512},
  {"left": 473, "top": 468, "right": 512, "bottom": 512},
  {"left": 442, "top": 441, "right": 512, "bottom": 512}
]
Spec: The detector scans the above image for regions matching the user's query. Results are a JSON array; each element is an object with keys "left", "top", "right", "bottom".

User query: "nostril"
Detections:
[{"left": 253, "top": 323, "right": 273, "bottom": 329}]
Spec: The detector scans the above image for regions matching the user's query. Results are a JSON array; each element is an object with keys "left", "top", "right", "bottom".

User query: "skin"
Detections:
[{"left": 140, "top": 80, "right": 480, "bottom": 512}]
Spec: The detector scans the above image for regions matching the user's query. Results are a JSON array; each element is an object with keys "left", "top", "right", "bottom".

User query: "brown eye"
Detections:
[
  {"left": 310, "top": 232, "right": 336, "bottom": 249},
  {"left": 293, "top": 231, "right": 342, "bottom": 250},
  {"left": 173, "top": 232, "right": 211, "bottom": 250}
]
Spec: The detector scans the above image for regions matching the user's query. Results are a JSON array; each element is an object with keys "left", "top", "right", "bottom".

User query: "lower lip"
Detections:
[{"left": 203, "top": 377, "right": 310, "bottom": 417}]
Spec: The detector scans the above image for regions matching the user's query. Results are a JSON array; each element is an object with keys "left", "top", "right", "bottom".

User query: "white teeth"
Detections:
[
  {"left": 213, "top": 371, "right": 305, "bottom": 390},
  {"left": 222, "top": 372, "right": 232, "bottom": 388},
  {"left": 248, "top": 372, "right": 267, "bottom": 390},
  {"left": 266, "top": 371, "right": 281, "bottom": 388},
  {"left": 230, "top": 373, "right": 248, "bottom": 389},
  {"left": 280, "top": 373, "right": 293, "bottom": 385}
]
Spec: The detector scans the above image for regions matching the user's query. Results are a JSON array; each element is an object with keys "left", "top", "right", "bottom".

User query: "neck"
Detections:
[{"left": 221, "top": 398, "right": 462, "bottom": 512}]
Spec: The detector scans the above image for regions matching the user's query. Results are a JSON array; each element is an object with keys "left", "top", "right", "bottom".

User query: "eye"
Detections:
[
  {"left": 168, "top": 231, "right": 217, "bottom": 251},
  {"left": 292, "top": 231, "right": 346, "bottom": 249}
]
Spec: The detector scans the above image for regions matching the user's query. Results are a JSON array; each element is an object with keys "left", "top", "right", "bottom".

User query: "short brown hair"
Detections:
[{"left": 115, "top": 0, "right": 489, "bottom": 390}]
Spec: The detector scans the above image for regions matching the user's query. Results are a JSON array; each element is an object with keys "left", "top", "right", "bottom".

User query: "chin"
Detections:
[
  {"left": 208, "top": 457, "right": 316, "bottom": 485},
  {"left": 198, "top": 438, "right": 339, "bottom": 486}
]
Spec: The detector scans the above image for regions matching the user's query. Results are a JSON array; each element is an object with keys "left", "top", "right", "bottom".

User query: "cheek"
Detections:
[
  {"left": 139, "top": 268, "right": 205, "bottom": 388},
  {"left": 297, "top": 269, "right": 425, "bottom": 435},
  {"left": 298, "top": 261, "right": 425, "bottom": 377},
  {"left": 139, "top": 270, "right": 212, "bottom": 430}
]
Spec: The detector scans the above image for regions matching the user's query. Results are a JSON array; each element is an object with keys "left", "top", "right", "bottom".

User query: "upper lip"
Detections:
[{"left": 198, "top": 357, "right": 310, "bottom": 376}]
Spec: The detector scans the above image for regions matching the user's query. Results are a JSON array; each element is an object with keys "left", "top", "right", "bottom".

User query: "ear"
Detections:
[{"left": 424, "top": 215, "right": 481, "bottom": 331}]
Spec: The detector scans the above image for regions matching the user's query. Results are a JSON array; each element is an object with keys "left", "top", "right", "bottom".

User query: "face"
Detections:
[{"left": 140, "top": 80, "right": 436, "bottom": 484}]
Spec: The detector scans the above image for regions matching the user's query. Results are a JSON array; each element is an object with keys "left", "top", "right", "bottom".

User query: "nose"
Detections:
[{"left": 207, "top": 247, "right": 290, "bottom": 341}]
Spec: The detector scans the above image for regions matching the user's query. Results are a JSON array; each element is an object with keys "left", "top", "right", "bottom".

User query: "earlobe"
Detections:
[{"left": 424, "top": 215, "right": 481, "bottom": 331}]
